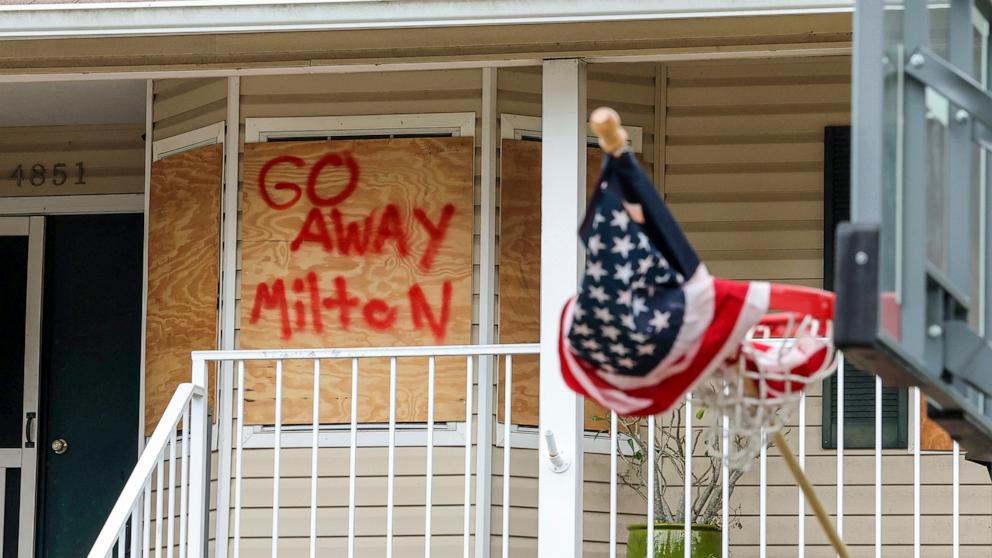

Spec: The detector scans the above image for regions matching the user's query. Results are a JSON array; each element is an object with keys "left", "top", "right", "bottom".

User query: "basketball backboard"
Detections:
[{"left": 838, "top": 0, "right": 992, "bottom": 459}]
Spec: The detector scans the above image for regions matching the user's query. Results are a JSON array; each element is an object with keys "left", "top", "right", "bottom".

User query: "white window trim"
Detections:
[
  {"left": 499, "top": 113, "right": 644, "bottom": 152},
  {"left": 0, "top": 194, "right": 144, "bottom": 216},
  {"left": 245, "top": 112, "right": 476, "bottom": 143},
  {"left": 495, "top": 113, "right": 643, "bottom": 454},
  {"left": 239, "top": 112, "right": 479, "bottom": 449},
  {"left": 152, "top": 120, "right": 225, "bottom": 161}
]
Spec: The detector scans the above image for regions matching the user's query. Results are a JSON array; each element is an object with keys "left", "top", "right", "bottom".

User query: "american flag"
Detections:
[{"left": 559, "top": 151, "right": 771, "bottom": 416}]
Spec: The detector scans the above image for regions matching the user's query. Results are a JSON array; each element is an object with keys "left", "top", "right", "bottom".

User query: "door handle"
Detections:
[
  {"left": 24, "top": 412, "right": 36, "bottom": 448},
  {"left": 51, "top": 438, "right": 68, "bottom": 455}
]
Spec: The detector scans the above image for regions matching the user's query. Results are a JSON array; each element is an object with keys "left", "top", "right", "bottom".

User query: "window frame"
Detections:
[{"left": 152, "top": 121, "right": 225, "bottom": 161}]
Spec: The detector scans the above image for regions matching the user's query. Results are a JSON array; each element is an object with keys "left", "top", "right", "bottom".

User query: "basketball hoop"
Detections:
[{"left": 696, "top": 284, "right": 839, "bottom": 471}]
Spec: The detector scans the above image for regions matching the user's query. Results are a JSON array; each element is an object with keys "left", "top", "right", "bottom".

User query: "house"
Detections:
[{"left": 0, "top": 1, "right": 989, "bottom": 557}]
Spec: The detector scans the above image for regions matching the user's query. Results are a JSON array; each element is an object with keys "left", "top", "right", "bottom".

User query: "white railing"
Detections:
[
  {"left": 89, "top": 344, "right": 982, "bottom": 557},
  {"left": 89, "top": 382, "right": 209, "bottom": 558},
  {"left": 205, "top": 344, "right": 540, "bottom": 558},
  {"left": 597, "top": 353, "right": 972, "bottom": 558}
]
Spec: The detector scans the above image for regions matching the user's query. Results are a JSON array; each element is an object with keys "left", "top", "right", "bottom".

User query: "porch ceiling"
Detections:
[{"left": 0, "top": 11, "right": 852, "bottom": 78}]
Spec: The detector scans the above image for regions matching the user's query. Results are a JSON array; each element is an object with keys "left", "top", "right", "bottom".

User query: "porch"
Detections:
[{"left": 0, "top": 4, "right": 989, "bottom": 558}]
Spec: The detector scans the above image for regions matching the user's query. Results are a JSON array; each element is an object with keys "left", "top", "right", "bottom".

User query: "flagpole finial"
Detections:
[{"left": 590, "top": 106, "right": 628, "bottom": 157}]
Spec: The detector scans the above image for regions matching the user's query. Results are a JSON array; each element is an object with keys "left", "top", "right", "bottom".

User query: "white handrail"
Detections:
[{"left": 88, "top": 383, "right": 205, "bottom": 558}]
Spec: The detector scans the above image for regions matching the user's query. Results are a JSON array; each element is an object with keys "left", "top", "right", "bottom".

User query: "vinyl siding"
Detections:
[
  {"left": 153, "top": 78, "right": 228, "bottom": 141},
  {"left": 0, "top": 123, "right": 144, "bottom": 196}
]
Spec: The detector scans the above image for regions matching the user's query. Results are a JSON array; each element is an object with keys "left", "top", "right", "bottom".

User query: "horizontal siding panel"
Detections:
[
  {"left": 729, "top": 515, "right": 991, "bottom": 546},
  {"left": 496, "top": 69, "right": 542, "bottom": 95},
  {"left": 234, "top": 505, "right": 469, "bottom": 537},
  {"left": 667, "top": 59, "right": 852, "bottom": 80},
  {"left": 667, "top": 113, "right": 850, "bottom": 135},
  {"left": 668, "top": 102, "right": 850, "bottom": 118},
  {"left": 666, "top": 143, "right": 822, "bottom": 164},
  {"left": 238, "top": 446, "right": 472, "bottom": 478},
  {"left": 243, "top": 90, "right": 481, "bottom": 107},
  {"left": 668, "top": 132, "right": 824, "bottom": 146},
  {"left": 235, "top": 476, "right": 470, "bottom": 509},
  {"left": 557, "top": 482, "right": 992, "bottom": 522},
  {"left": 668, "top": 83, "right": 851, "bottom": 106},
  {"left": 153, "top": 77, "right": 228, "bottom": 122},
  {"left": 154, "top": 103, "right": 227, "bottom": 140},
  {"left": 0, "top": 148, "right": 144, "bottom": 165},
  {"left": 242, "top": 70, "right": 481, "bottom": 96},
  {"left": 668, "top": 161, "right": 822, "bottom": 175},
  {"left": 687, "top": 229, "right": 823, "bottom": 252},
  {"left": 228, "top": 535, "right": 469, "bottom": 557},
  {"left": 410, "top": 506, "right": 992, "bottom": 546},
  {"left": 495, "top": 97, "right": 542, "bottom": 118},
  {"left": 670, "top": 200, "right": 821, "bottom": 222},
  {"left": 239, "top": 98, "right": 480, "bottom": 118}
]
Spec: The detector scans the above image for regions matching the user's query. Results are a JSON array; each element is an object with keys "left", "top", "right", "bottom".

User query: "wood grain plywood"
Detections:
[
  {"left": 145, "top": 143, "right": 222, "bottom": 434},
  {"left": 497, "top": 139, "right": 614, "bottom": 428},
  {"left": 921, "top": 393, "right": 954, "bottom": 451},
  {"left": 240, "top": 137, "right": 474, "bottom": 425}
]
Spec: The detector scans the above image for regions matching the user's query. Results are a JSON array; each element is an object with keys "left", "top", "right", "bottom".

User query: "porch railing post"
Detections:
[
  {"left": 188, "top": 357, "right": 211, "bottom": 558},
  {"left": 538, "top": 57, "right": 586, "bottom": 557}
]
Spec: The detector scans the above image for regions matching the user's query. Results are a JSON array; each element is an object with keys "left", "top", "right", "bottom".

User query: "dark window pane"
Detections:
[
  {"left": 3, "top": 468, "right": 20, "bottom": 558},
  {"left": 0, "top": 236, "right": 28, "bottom": 449}
]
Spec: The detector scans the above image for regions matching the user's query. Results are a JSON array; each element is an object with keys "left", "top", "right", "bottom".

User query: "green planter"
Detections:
[{"left": 626, "top": 523, "right": 721, "bottom": 558}]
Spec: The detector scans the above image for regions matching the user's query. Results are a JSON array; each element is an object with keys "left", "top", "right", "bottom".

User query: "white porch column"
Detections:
[{"left": 538, "top": 58, "right": 586, "bottom": 557}]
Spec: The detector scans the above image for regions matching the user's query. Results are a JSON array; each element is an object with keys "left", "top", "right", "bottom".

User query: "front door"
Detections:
[
  {"left": 0, "top": 214, "right": 142, "bottom": 556},
  {"left": 34, "top": 214, "right": 143, "bottom": 557}
]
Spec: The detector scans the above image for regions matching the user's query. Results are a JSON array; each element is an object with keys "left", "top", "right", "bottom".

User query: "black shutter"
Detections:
[{"left": 821, "top": 126, "right": 909, "bottom": 449}]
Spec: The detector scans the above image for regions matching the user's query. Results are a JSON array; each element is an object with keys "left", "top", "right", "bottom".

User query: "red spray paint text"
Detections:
[
  {"left": 250, "top": 271, "right": 453, "bottom": 342},
  {"left": 249, "top": 151, "right": 459, "bottom": 341}
]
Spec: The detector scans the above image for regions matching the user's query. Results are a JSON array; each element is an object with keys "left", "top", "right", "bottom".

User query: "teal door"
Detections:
[{"left": 36, "top": 215, "right": 142, "bottom": 557}]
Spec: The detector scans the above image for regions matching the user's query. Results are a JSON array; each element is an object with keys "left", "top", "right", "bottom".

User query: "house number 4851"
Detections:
[{"left": 8, "top": 162, "right": 86, "bottom": 187}]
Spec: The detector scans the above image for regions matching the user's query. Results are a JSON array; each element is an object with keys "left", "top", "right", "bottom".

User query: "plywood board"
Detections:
[
  {"left": 498, "top": 139, "right": 617, "bottom": 428},
  {"left": 920, "top": 393, "right": 954, "bottom": 451},
  {"left": 240, "top": 137, "right": 474, "bottom": 425},
  {"left": 145, "top": 143, "right": 222, "bottom": 434}
]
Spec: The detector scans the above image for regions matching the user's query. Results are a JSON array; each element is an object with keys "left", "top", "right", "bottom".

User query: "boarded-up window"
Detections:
[
  {"left": 498, "top": 139, "right": 623, "bottom": 428},
  {"left": 144, "top": 143, "right": 223, "bottom": 433},
  {"left": 240, "top": 137, "right": 474, "bottom": 425}
]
